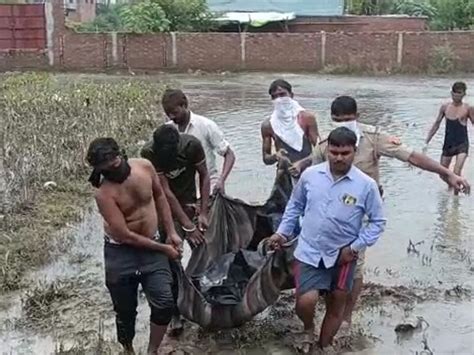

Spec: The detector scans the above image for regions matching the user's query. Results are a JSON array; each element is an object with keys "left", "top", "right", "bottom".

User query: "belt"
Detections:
[{"left": 104, "top": 230, "right": 160, "bottom": 245}]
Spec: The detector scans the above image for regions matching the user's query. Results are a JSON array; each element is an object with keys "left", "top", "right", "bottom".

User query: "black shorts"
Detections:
[{"left": 442, "top": 142, "right": 469, "bottom": 157}]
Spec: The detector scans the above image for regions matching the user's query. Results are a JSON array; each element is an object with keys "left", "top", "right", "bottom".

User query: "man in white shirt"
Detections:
[{"left": 162, "top": 89, "right": 236, "bottom": 194}]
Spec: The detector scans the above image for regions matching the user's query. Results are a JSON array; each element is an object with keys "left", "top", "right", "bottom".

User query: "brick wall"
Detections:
[
  {"left": 59, "top": 30, "right": 471, "bottom": 73},
  {"left": 3, "top": 29, "right": 474, "bottom": 73}
]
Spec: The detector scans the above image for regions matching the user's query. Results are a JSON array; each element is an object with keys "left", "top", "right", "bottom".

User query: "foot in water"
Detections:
[
  {"left": 169, "top": 315, "right": 184, "bottom": 337},
  {"left": 339, "top": 319, "right": 352, "bottom": 333},
  {"left": 296, "top": 331, "right": 315, "bottom": 354}
]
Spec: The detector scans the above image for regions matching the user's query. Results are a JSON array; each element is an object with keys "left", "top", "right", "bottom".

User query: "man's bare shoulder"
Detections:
[
  {"left": 94, "top": 184, "right": 114, "bottom": 203},
  {"left": 299, "top": 110, "right": 316, "bottom": 121},
  {"left": 130, "top": 158, "right": 156, "bottom": 174}
]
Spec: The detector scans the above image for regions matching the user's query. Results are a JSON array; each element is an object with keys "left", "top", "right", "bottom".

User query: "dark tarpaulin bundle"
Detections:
[{"left": 177, "top": 170, "right": 298, "bottom": 329}]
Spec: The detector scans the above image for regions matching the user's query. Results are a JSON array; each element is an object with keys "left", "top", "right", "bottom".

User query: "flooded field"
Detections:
[{"left": 1, "top": 73, "right": 473, "bottom": 354}]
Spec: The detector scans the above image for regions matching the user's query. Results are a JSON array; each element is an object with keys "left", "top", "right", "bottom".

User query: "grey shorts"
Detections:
[{"left": 294, "top": 258, "right": 357, "bottom": 296}]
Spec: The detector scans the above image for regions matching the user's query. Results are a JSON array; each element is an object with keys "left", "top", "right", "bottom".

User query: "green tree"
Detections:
[
  {"left": 154, "top": 0, "right": 216, "bottom": 32},
  {"left": 120, "top": 0, "right": 170, "bottom": 33},
  {"left": 429, "top": 0, "right": 474, "bottom": 30},
  {"left": 347, "top": 0, "right": 473, "bottom": 30}
]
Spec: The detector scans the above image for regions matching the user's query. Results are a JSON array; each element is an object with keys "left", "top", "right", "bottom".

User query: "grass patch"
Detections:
[
  {"left": 22, "top": 281, "right": 72, "bottom": 322},
  {"left": 0, "top": 72, "right": 168, "bottom": 292},
  {"left": 429, "top": 44, "right": 458, "bottom": 74}
]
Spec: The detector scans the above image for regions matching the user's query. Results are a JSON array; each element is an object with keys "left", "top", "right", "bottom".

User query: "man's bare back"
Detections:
[{"left": 96, "top": 158, "right": 160, "bottom": 240}]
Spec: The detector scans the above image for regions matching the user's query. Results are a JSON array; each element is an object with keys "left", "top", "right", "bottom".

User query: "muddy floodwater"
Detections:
[{"left": 1, "top": 73, "right": 473, "bottom": 354}]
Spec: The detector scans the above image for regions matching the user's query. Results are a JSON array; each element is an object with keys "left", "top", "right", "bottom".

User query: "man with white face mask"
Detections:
[
  {"left": 295, "top": 95, "right": 470, "bottom": 328},
  {"left": 261, "top": 79, "right": 319, "bottom": 174}
]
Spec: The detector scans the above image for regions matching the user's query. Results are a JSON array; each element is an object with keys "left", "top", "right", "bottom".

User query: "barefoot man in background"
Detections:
[
  {"left": 261, "top": 79, "right": 319, "bottom": 177},
  {"left": 87, "top": 138, "right": 182, "bottom": 354},
  {"left": 269, "top": 127, "right": 386, "bottom": 352},
  {"left": 425, "top": 81, "right": 473, "bottom": 190}
]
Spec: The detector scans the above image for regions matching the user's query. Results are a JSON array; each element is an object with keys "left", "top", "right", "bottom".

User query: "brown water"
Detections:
[{"left": 1, "top": 73, "right": 473, "bottom": 354}]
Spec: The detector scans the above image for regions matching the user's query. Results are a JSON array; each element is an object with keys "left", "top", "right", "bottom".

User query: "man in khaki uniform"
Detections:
[{"left": 295, "top": 95, "right": 470, "bottom": 327}]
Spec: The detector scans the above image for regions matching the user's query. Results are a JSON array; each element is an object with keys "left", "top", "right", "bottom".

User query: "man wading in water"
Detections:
[
  {"left": 161, "top": 89, "right": 236, "bottom": 194},
  {"left": 295, "top": 95, "right": 471, "bottom": 329},
  {"left": 141, "top": 124, "right": 210, "bottom": 336},
  {"left": 261, "top": 79, "right": 319, "bottom": 178},
  {"left": 269, "top": 127, "right": 386, "bottom": 352},
  {"left": 425, "top": 81, "right": 473, "bottom": 193},
  {"left": 87, "top": 138, "right": 182, "bottom": 354}
]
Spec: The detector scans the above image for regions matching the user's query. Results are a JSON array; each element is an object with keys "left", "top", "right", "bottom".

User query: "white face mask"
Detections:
[
  {"left": 332, "top": 120, "right": 358, "bottom": 133},
  {"left": 273, "top": 96, "right": 295, "bottom": 120},
  {"left": 332, "top": 120, "right": 360, "bottom": 145}
]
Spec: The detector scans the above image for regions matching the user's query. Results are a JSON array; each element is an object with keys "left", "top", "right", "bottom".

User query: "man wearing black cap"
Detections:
[{"left": 87, "top": 137, "right": 182, "bottom": 354}]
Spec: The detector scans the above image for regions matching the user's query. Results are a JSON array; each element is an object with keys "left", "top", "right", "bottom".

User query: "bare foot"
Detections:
[
  {"left": 296, "top": 330, "right": 315, "bottom": 354},
  {"left": 169, "top": 315, "right": 184, "bottom": 337},
  {"left": 339, "top": 319, "right": 351, "bottom": 333}
]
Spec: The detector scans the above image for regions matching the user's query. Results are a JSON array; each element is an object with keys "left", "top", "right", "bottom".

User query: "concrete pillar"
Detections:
[
  {"left": 321, "top": 31, "right": 326, "bottom": 68},
  {"left": 44, "top": 0, "right": 54, "bottom": 66},
  {"left": 397, "top": 32, "right": 404, "bottom": 67},
  {"left": 170, "top": 32, "right": 177, "bottom": 67},
  {"left": 240, "top": 32, "right": 246, "bottom": 69},
  {"left": 111, "top": 32, "right": 118, "bottom": 66}
]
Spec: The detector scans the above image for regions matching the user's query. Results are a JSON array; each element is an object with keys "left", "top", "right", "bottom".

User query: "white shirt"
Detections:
[{"left": 167, "top": 112, "right": 230, "bottom": 189}]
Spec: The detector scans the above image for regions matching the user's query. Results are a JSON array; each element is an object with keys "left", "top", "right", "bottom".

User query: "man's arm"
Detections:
[
  {"left": 301, "top": 111, "right": 320, "bottom": 146},
  {"left": 351, "top": 181, "right": 386, "bottom": 252},
  {"left": 289, "top": 141, "right": 325, "bottom": 177},
  {"left": 261, "top": 122, "right": 278, "bottom": 165},
  {"left": 196, "top": 160, "right": 210, "bottom": 222},
  {"left": 207, "top": 121, "right": 235, "bottom": 190},
  {"left": 148, "top": 164, "right": 180, "bottom": 245},
  {"left": 425, "top": 104, "right": 446, "bottom": 144},
  {"left": 276, "top": 175, "right": 307, "bottom": 241},
  {"left": 158, "top": 174, "right": 196, "bottom": 231},
  {"left": 376, "top": 131, "right": 470, "bottom": 193},
  {"left": 220, "top": 148, "right": 235, "bottom": 185},
  {"left": 96, "top": 192, "right": 171, "bottom": 253},
  {"left": 468, "top": 105, "right": 474, "bottom": 125}
]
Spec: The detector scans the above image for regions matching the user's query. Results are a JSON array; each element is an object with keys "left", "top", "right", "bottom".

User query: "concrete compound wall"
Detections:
[
  {"left": 1, "top": 0, "right": 473, "bottom": 73},
  {"left": 55, "top": 30, "right": 474, "bottom": 73}
]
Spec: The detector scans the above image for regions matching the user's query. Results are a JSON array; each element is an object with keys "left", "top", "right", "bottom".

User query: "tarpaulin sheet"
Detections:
[{"left": 177, "top": 170, "right": 297, "bottom": 329}]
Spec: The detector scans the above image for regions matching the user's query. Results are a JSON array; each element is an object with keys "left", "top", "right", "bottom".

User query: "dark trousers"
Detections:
[{"left": 104, "top": 242, "right": 174, "bottom": 346}]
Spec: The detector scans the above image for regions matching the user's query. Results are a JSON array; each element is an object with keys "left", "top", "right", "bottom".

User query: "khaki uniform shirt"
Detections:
[{"left": 312, "top": 123, "right": 414, "bottom": 183}]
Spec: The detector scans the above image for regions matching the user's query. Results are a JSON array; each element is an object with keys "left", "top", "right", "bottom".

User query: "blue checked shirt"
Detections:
[{"left": 277, "top": 162, "right": 386, "bottom": 269}]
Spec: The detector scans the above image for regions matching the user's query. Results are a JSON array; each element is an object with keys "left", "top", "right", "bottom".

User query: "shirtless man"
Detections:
[
  {"left": 87, "top": 138, "right": 182, "bottom": 354},
  {"left": 425, "top": 81, "right": 473, "bottom": 188},
  {"left": 261, "top": 79, "right": 319, "bottom": 175}
]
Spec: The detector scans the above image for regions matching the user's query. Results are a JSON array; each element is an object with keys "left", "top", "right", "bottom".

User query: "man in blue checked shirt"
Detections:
[{"left": 269, "top": 127, "right": 386, "bottom": 351}]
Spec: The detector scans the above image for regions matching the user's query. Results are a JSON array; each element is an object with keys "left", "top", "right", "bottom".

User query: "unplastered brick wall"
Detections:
[
  {"left": 1, "top": 31, "right": 472, "bottom": 72},
  {"left": 54, "top": 30, "right": 473, "bottom": 73}
]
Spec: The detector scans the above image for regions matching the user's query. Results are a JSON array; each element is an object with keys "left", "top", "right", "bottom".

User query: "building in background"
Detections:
[
  {"left": 207, "top": 0, "right": 427, "bottom": 32},
  {"left": 64, "top": 0, "right": 96, "bottom": 23}
]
